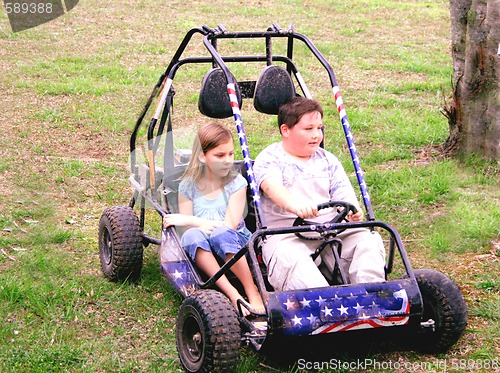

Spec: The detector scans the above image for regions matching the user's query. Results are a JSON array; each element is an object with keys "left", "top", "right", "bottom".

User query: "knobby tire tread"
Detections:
[
  {"left": 414, "top": 269, "right": 468, "bottom": 353},
  {"left": 99, "top": 206, "right": 143, "bottom": 282},
  {"left": 177, "top": 290, "right": 240, "bottom": 372}
]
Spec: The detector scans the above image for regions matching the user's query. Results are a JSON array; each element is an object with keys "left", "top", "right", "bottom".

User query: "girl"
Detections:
[{"left": 163, "top": 122, "right": 265, "bottom": 316}]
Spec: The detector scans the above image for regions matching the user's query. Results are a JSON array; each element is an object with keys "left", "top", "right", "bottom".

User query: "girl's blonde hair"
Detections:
[{"left": 181, "top": 122, "right": 237, "bottom": 183}]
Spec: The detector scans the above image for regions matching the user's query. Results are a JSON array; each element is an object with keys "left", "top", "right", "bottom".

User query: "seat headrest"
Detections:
[
  {"left": 253, "top": 65, "right": 296, "bottom": 115},
  {"left": 198, "top": 68, "right": 242, "bottom": 119}
]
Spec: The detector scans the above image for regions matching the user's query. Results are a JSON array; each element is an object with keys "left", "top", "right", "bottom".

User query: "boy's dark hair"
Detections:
[{"left": 277, "top": 96, "right": 323, "bottom": 132}]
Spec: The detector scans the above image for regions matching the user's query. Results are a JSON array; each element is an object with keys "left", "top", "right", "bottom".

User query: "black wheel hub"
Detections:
[
  {"left": 182, "top": 315, "right": 204, "bottom": 364},
  {"left": 101, "top": 227, "right": 112, "bottom": 265}
]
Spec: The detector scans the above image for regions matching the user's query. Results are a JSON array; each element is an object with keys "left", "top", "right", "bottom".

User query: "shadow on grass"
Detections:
[
  {"left": 139, "top": 248, "right": 184, "bottom": 313},
  {"left": 255, "top": 328, "right": 427, "bottom": 371}
]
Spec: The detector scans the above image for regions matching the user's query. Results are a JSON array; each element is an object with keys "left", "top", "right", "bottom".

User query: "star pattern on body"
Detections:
[
  {"left": 171, "top": 269, "right": 184, "bottom": 281},
  {"left": 307, "top": 313, "right": 318, "bottom": 325},
  {"left": 322, "top": 305, "right": 333, "bottom": 317},
  {"left": 337, "top": 304, "right": 349, "bottom": 316},
  {"left": 291, "top": 315, "right": 302, "bottom": 326},
  {"left": 300, "top": 297, "right": 311, "bottom": 308},
  {"left": 278, "top": 287, "right": 410, "bottom": 331},
  {"left": 354, "top": 303, "right": 364, "bottom": 314},
  {"left": 283, "top": 298, "right": 295, "bottom": 310},
  {"left": 316, "top": 295, "right": 326, "bottom": 307}
]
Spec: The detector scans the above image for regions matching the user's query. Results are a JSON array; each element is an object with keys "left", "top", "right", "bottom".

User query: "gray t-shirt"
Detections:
[{"left": 253, "top": 142, "right": 358, "bottom": 228}]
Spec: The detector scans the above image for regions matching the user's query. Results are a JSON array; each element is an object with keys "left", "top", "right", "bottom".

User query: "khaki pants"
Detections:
[{"left": 262, "top": 228, "right": 386, "bottom": 291}]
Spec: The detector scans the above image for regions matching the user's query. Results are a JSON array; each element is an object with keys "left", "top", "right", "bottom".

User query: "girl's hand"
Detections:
[
  {"left": 163, "top": 214, "right": 224, "bottom": 234},
  {"left": 163, "top": 214, "right": 193, "bottom": 228},
  {"left": 199, "top": 220, "right": 224, "bottom": 234}
]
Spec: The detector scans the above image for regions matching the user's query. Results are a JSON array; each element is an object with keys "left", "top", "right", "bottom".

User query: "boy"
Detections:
[{"left": 253, "top": 96, "right": 386, "bottom": 291}]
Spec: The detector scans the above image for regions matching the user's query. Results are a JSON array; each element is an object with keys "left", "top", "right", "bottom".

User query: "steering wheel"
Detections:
[{"left": 292, "top": 201, "right": 358, "bottom": 240}]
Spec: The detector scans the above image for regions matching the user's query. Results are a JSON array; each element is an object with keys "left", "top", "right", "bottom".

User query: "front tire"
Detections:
[
  {"left": 98, "top": 206, "right": 143, "bottom": 282},
  {"left": 412, "top": 269, "right": 468, "bottom": 353},
  {"left": 176, "top": 290, "right": 241, "bottom": 372}
]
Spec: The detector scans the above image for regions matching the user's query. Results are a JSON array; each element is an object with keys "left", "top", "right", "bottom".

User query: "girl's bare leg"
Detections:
[
  {"left": 194, "top": 249, "right": 251, "bottom": 316},
  {"left": 226, "top": 254, "right": 265, "bottom": 314}
]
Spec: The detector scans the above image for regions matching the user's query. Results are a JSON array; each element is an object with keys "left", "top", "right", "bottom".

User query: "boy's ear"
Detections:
[{"left": 280, "top": 124, "right": 289, "bottom": 137}]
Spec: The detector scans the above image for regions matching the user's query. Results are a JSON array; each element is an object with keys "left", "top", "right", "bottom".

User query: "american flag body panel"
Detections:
[
  {"left": 159, "top": 227, "right": 423, "bottom": 339},
  {"left": 160, "top": 229, "right": 200, "bottom": 296},
  {"left": 161, "top": 260, "right": 199, "bottom": 296},
  {"left": 266, "top": 281, "right": 422, "bottom": 337}
]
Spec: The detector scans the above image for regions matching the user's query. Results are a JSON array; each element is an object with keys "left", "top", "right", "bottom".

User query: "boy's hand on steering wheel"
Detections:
[
  {"left": 346, "top": 207, "right": 364, "bottom": 222},
  {"left": 291, "top": 201, "right": 319, "bottom": 219}
]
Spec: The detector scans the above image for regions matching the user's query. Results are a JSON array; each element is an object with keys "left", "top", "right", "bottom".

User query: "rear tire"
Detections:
[
  {"left": 176, "top": 290, "right": 240, "bottom": 372},
  {"left": 98, "top": 206, "right": 143, "bottom": 282},
  {"left": 411, "top": 269, "right": 468, "bottom": 353}
]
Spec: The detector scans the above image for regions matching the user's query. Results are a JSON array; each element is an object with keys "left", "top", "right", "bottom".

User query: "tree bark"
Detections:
[{"left": 446, "top": 0, "right": 500, "bottom": 161}]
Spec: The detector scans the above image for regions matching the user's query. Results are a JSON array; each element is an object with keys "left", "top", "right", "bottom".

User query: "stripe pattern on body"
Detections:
[
  {"left": 332, "top": 85, "right": 372, "bottom": 216},
  {"left": 227, "top": 83, "right": 262, "bottom": 222}
]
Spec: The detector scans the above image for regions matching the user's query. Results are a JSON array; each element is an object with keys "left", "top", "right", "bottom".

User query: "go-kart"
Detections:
[{"left": 98, "top": 24, "right": 468, "bottom": 372}]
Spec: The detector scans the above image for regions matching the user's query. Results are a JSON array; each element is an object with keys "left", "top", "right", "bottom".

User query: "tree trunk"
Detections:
[{"left": 446, "top": 0, "right": 500, "bottom": 161}]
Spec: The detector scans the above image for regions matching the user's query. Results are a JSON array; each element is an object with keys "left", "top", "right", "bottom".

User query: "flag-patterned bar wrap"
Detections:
[
  {"left": 227, "top": 82, "right": 262, "bottom": 226},
  {"left": 266, "top": 280, "right": 421, "bottom": 337},
  {"left": 332, "top": 85, "right": 374, "bottom": 221}
]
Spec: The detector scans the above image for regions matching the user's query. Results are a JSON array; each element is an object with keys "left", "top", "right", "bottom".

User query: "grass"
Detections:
[{"left": 1, "top": 0, "right": 499, "bottom": 372}]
